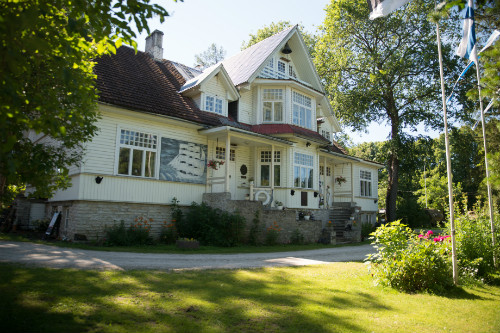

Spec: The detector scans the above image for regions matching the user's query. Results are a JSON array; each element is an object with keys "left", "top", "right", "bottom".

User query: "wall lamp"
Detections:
[
  {"left": 290, "top": 190, "right": 295, "bottom": 196},
  {"left": 95, "top": 176, "right": 103, "bottom": 184},
  {"left": 306, "top": 142, "right": 311, "bottom": 147}
]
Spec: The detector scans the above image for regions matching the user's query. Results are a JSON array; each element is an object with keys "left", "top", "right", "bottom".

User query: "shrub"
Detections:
[
  {"left": 446, "top": 201, "right": 500, "bottom": 281},
  {"left": 105, "top": 217, "right": 153, "bottom": 246},
  {"left": 361, "top": 222, "right": 374, "bottom": 241},
  {"left": 174, "top": 202, "right": 245, "bottom": 247},
  {"left": 290, "top": 229, "right": 304, "bottom": 245},
  {"left": 247, "top": 210, "right": 261, "bottom": 245},
  {"left": 33, "top": 219, "right": 50, "bottom": 233},
  {"left": 265, "top": 221, "right": 281, "bottom": 245},
  {"left": 159, "top": 221, "right": 177, "bottom": 244},
  {"left": 367, "top": 221, "right": 453, "bottom": 293}
]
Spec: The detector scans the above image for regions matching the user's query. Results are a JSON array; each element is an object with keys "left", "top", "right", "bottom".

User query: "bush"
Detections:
[
  {"left": 174, "top": 202, "right": 245, "bottom": 247},
  {"left": 361, "top": 222, "right": 374, "bottom": 241},
  {"left": 290, "top": 229, "right": 304, "bottom": 245},
  {"left": 247, "top": 210, "right": 261, "bottom": 245},
  {"left": 105, "top": 217, "right": 153, "bottom": 246},
  {"left": 367, "top": 221, "right": 453, "bottom": 293},
  {"left": 159, "top": 221, "right": 177, "bottom": 244},
  {"left": 33, "top": 219, "right": 50, "bottom": 233},
  {"left": 447, "top": 201, "right": 500, "bottom": 281},
  {"left": 265, "top": 222, "right": 281, "bottom": 245}
]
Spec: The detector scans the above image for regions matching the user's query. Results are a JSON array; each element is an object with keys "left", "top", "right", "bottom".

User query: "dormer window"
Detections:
[
  {"left": 205, "top": 95, "right": 224, "bottom": 115},
  {"left": 263, "top": 89, "right": 283, "bottom": 122},
  {"left": 277, "top": 61, "right": 286, "bottom": 79}
]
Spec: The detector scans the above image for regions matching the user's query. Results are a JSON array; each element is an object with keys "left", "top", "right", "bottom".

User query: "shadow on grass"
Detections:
[{"left": 0, "top": 263, "right": 391, "bottom": 333}]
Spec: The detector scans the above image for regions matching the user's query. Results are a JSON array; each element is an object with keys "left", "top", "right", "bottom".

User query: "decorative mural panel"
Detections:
[{"left": 159, "top": 138, "right": 207, "bottom": 184}]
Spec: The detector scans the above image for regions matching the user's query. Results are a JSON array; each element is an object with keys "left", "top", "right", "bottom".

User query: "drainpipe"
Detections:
[{"left": 225, "top": 135, "right": 230, "bottom": 193}]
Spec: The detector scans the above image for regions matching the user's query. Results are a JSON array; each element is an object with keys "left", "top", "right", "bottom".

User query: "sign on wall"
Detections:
[{"left": 159, "top": 138, "right": 207, "bottom": 184}]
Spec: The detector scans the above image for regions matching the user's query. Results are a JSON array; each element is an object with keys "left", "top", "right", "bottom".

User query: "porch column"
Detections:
[
  {"left": 271, "top": 144, "right": 275, "bottom": 192},
  {"left": 351, "top": 162, "right": 355, "bottom": 203},
  {"left": 323, "top": 157, "right": 327, "bottom": 207},
  {"left": 225, "top": 135, "right": 230, "bottom": 193}
]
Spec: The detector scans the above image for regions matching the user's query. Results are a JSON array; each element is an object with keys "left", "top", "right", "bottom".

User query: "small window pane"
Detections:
[
  {"left": 145, "top": 151, "right": 155, "bottom": 178},
  {"left": 274, "top": 102, "right": 283, "bottom": 121},
  {"left": 263, "top": 102, "right": 272, "bottom": 122},
  {"left": 274, "top": 165, "right": 281, "bottom": 187},
  {"left": 132, "top": 150, "right": 142, "bottom": 176},
  {"left": 261, "top": 165, "right": 270, "bottom": 186},
  {"left": 118, "top": 148, "right": 130, "bottom": 175}
]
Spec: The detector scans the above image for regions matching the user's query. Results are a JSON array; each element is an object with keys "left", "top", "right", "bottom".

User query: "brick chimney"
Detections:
[{"left": 145, "top": 30, "right": 164, "bottom": 60}]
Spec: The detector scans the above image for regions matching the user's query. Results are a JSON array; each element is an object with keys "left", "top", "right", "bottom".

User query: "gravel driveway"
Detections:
[{"left": 0, "top": 241, "right": 375, "bottom": 271}]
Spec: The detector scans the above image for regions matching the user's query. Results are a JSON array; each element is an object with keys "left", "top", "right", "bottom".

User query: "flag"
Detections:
[
  {"left": 479, "top": 30, "right": 500, "bottom": 54},
  {"left": 472, "top": 99, "right": 496, "bottom": 130},
  {"left": 456, "top": 0, "right": 478, "bottom": 63},
  {"left": 367, "top": 0, "right": 412, "bottom": 20}
]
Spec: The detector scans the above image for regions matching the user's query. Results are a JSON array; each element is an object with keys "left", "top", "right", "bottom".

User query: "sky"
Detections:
[{"left": 134, "top": 0, "right": 441, "bottom": 145}]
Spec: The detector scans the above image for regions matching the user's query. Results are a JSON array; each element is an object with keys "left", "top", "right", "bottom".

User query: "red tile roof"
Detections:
[{"left": 251, "top": 124, "right": 331, "bottom": 144}]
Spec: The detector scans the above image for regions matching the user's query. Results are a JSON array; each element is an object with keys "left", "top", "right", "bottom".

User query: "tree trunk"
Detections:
[{"left": 385, "top": 92, "right": 400, "bottom": 222}]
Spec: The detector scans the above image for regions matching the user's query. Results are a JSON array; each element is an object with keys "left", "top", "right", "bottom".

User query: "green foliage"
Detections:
[
  {"left": 175, "top": 202, "right": 245, "bottom": 247},
  {"left": 194, "top": 43, "right": 226, "bottom": 68},
  {"left": 105, "top": 219, "right": 153, "bottom": 246},
  {"left": 0, "top": 0, "right": 172, "bottom": 204},
  {"left": 241, "top": 21, "right": 317, "bottom": 57},
  {"left": 316, "top": 0, "right": 465, "bottom": 221},
  {"left": 290, "top": 229, "right": 304, "bottom": 245},
  {"left": 247, "top": 210, "right": 261, "bottom": 245},
  {"left": 265, "top": 222, "right": 281, "bottom": 246},
  {"left": 447, "top": 200, "right": 500, "bottom": 281},
  {"left": 33, "top": 219, "right": 50, "bottom": 233},
  {"left": 361, "top": 222, "right": 374, "bottom": 240},
  {"left": 159, "top": 221, "right": 177, "bottom": 245},
  {"left": 367, "top": 221, "right": 453, "bottom": 293}
]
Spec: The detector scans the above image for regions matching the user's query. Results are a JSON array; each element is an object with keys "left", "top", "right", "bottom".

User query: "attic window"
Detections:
[
  {"left": 205, "top": 95, "right": 224, "bottom": 115},
  {"left": 277, "top": 61, "right": 286, "bottom": 79}
]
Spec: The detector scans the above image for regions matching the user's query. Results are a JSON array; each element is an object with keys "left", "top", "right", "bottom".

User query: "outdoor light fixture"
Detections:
[
  {"left": 95, "top": 176, "right": 103, "bottom": 184},
  {"left": 314, "top": 192, "right": 318, "bottom": 197},
  {"left": 290, "top": 190, "right": 295, "bottom": 196},
  {"left": 282, "top": 42, "right": 292, "bottom": 54},
  {"left": 306, "top": 142, "right": 311, "bottom": 147}
]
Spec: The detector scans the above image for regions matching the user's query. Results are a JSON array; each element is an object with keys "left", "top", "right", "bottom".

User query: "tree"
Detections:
[
  {"left": 241, "top": 21, "right": 317, "bottom": 57},
  {"left": 315, "top": 0, "right": 464, "bottom": 221},
  {"left": 194, "top": 43, "right": 226, "bottom": 69},
  {"left": 0, "top": 0, "right": 173, "bottom": 205}
]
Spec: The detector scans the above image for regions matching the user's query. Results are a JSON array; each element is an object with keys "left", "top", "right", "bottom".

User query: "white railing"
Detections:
[{"left": 206, "top": 176, "right": 226, "bottom": 193}]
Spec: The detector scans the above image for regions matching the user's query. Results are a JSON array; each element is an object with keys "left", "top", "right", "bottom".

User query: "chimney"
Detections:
[{"left": 145, "top": 30, "right": 164, "bottom": 60}]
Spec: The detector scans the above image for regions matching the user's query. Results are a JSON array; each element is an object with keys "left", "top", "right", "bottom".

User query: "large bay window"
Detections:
[
  {"left": 294, "top": 152, "right": 313, "bottom": 188},
  {"left": 260, "top": 150, "right": 281, "bottom": 187},
  {"left": 262, "top": 89, "right": 283, "bottom": 122},
  {"left": 292, "top": 91, "right": 313, "bottom": 129},
  {"left": 118, "top": 129, "right": 157, "bottom": 178},
  {"left": 360, "top": 170, "right": 372, "bottom": 197}
]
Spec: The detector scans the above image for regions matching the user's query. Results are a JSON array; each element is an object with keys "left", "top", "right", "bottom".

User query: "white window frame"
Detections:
[
  {"left": 360, "top": 170, "right": 372, "bottom": 197},
  {"left": 294, "top": 152, "right": 314, "bottom": 189},
  {"left": 262, "top": 88, "right": 284, "bottom": 123},
  {"left": 215, "top": 146, "right": 235, "bottom": 161},
  {"left": 204, "top": 94, "right": 225, "bottom": 115},
  {"left": 259, "top": 150, "right": 281, "bottom": 187},
  {"left": 292, "top": 91, "right": 313, "bottom": 130},
  {"left": 116, "top": 128, "right": 158, "bottom": 178}
]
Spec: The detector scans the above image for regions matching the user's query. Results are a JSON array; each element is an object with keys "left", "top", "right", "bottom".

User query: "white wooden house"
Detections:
[{"left": 37, "top": 26, "right": 382, "bottom": 240}]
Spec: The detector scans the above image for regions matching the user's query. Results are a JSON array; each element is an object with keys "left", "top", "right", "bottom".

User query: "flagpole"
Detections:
[
  {"left": 473, "top": 49, "right": 497, "bottom": 268},
  {"left": 436, "top": 20, "right": 459, "bottom": 285}
]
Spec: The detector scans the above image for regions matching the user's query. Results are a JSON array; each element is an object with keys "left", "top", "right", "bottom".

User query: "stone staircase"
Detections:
[{"left": 329, "top": 203, "right": 354, "bottom": 241}]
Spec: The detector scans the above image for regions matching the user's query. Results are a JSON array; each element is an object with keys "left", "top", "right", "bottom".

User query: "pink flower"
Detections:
[
  {"left": 418, "top": 234, "right": 424, "bottom": 238},
  {"left": 426, "top": 230, "right": 434, "bottom": 236}
]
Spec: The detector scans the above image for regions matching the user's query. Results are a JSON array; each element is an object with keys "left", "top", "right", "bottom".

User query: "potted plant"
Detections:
[
  {"left": 207, "top": 159, "right": 224, "bottom": 170},
  {"left": 335, "top": 175, "right": 347, "bottom": 186},
  {"left": 275, "top": 200, "right": 284, "bottom": 210},
  {"left": 302, "top": 210, "right": 312, "bottom": 220}
]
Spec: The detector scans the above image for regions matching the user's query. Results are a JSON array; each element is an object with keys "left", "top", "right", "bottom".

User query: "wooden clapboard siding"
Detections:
[{"left": 238, "top": 89, "right": 254, "bottom": 124}]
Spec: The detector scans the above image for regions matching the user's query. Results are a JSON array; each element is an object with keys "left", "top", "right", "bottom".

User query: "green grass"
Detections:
[
  {"left": 1, "top": 262, "right": 499, "bottom": 333},
  {"left": 0, "top": 232, "right": 370, "bottom": 254}
]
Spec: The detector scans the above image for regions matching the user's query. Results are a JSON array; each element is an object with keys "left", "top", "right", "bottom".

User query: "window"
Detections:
[
  {"left": 360, "top": 170, "right": 372, "bottom": 197},
  {"left": 292, "top": 91, "right": 313, "bottom": 129},
  {"left": 289, "top": 64, "right": 297, "bottom": 79},
  {"left": 294, "top": 152, "right": 313, "bottom": 189},
  {"left": 319, "top": 165, "right": 324, "bottom": 176},
  {"left": 118, "top": 129, "right": 157, "bottom": 178},
  {"left": 321, "top": 130, "right": 330, "bottom": 141},
  {"left": 260, "top": 151, "right": 281, "bottom": 186},
  {"left": 263, "top": 89, "right": 283, "bottom": 122},
  {"left": 277, "top": 61, "right": 286, "bottom": 79},
  {"left": 215, "top": 147, "right": 235, "bottom": 161},
  {"left": 205, "top": 95, "right": 224, "bottom": 114},
  {"left": 326, "top": 167, "right": 331, "bottom": 177}
]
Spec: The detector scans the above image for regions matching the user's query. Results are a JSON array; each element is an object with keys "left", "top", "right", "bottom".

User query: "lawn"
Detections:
[{"left": 1, "top": 262, "right": 499, "bottom": 333}]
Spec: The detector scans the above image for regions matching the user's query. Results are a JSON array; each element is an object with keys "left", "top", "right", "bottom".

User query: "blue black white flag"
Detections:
[
  {"left": 456, "top": 0, "right": 478, "bottom": 63},
  {"left": 367, "top": 0, "right": 412, "bottom": 20}
]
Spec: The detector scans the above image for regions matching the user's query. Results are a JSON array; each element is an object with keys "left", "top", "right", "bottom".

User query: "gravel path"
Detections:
[{"left": 0, "top": 241, "right": 375, "bottom": 271}]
